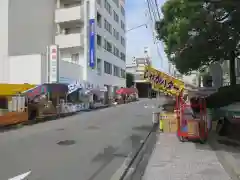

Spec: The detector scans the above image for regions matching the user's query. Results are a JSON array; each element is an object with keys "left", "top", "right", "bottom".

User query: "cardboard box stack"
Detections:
[
  {"left": 187, "top": 120, "right": 199, "bottom": 136},
  {"left": 160, "top": 112, "right": 178, "bottom": 133}
]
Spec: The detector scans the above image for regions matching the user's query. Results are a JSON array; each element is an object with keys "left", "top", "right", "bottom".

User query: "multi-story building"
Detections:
[
  {"left": 126, "top": 48, "right": 152, "bottom": 98},
  {"left": 0, "top": 0, "right": 126, "bottom": 92}
]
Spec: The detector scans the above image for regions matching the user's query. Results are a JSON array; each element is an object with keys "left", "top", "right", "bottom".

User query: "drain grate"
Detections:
[{"left": 57, "top": 140, "right": 76, "bottom": 146}]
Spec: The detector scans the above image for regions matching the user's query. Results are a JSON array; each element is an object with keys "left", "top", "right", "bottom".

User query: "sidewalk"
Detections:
[{"left": 143, "top": 133, "right": 232, "bottom": 180}]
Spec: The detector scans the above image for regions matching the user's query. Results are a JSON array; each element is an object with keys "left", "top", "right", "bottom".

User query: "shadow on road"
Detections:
[
  {"left": 88, "top": 146, "right": 117, "bottom": 180},
  {"left": 127, "top": 126, "right": 158, "bottom": 180},
  {"left": 132, "top": 125, "right": 153, "bottom": 132},
  {"left": 88, "top": 133, "right": 146, "bottom": 180}
]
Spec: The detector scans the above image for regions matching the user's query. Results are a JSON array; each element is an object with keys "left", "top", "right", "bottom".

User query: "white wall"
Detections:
[
  {"left": 9, "top": 54, "right": 45, "bottom": 84},
  {"left": 182, "top": 73, "right": 197, "bottom": 86},
  {"left": 0, "top": 0, "right": 9, "bottom": 83},
  {"left": 8, "top": 0, "right": 55, "bottom": 56},
  {"left": 126, "top": 66, "right": 136, "bottom": 74},
  {"left": 59, "top": 60, "right": 83, "bottom": 84}
]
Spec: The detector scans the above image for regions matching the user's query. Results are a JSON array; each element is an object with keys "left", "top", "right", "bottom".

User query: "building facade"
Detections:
[
  {"left": 126, "top": 56, "right": 152, "bottom": 98},
  {"left": 0, "top": 0, "right": 126, "bottom": 91}
]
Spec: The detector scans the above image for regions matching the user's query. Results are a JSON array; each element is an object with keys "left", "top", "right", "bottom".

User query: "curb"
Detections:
[{"left": 119, "top": 124, "right": 158, "bottom": 180}]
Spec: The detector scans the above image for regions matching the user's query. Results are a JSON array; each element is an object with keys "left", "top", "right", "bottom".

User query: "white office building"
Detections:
[{"left": 0, "top": 0, "right": 126, "bottom": 92}]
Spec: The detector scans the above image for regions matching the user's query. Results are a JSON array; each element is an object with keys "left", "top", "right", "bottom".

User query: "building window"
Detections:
[
  {"left": 97, "top": 12, "right": 102, "bottom": 27},
  {"left": 104, "top": 19, "right": 112, "bottom": 34},
  {"left": 104, "top": 39, "right": 112, "bottom": 53},
  {"left": 104, "top": 0, "right": 112, "bottom": 15},
  {"left": 121, "top": 36, "right": 125, "bottom": 47},
  {"left": 71, "top": 53, "right": 79, "bottom": 64},
  {"left": 97, "top": 58, "right": 102, "bottom": 75},
  {"left": 121, "top": 21, "right": 125, "bottom": 31},
  {"left": 114, "top": 66, "right": 120, "bottom": 77},
  {"left": 113, "top": 46, "right": 119, "bottom": 57},
  {"left": 120, "top": 52, "right": 126, "bottom": 61},
  {"left": 121, "top": 69, "right": 126, "bottom": 78},
  {"left": 113, "top": 11, "right": 119, "bottom": 23},
  {"left": 97, "top": 34, "right": 102, "bottom": 46},
  {"left": 113, "top": 28, "right": 119, "bottom": 40},
  {"left": 97, "top": 0, "right": 101, "bottom": 6},
  {"left": 104, "top": 61, "right": 112, "bottom": 74},
  {"left": 112, "top": 0, "right": 119, "bottom": 7},
  {"left": 121, "top": 5, "right": 125, "bottom": 16}
]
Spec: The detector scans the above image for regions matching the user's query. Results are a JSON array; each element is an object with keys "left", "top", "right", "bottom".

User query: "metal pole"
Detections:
[{"left": 46, "top": 46, "right": 49, "bottom": 83}]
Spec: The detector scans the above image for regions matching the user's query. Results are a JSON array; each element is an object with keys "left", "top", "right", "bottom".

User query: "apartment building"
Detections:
[{"left": 0, "top": 0, "right": 126, "bottom": 91}]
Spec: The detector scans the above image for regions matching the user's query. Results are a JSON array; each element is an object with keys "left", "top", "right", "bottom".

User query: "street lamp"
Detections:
[{"left": 126, "top": 23, "right": 148, "bottom": 32}]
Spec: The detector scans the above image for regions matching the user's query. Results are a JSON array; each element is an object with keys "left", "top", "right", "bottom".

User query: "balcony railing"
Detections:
[
  {"left": 55, "top": 33, "right": 84, "bottom": 48},
  {"left": 55, "top": 5, "right": 84, "bottom": 23}
]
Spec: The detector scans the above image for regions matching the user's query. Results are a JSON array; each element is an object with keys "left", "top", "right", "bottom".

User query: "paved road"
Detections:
[{"left": 0, "top": 99, "right": 160, "bottom": 180}]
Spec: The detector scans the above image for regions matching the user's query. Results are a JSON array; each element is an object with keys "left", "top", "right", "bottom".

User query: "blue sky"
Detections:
[{"left": 125, "top": 0, "right": 168, "bottom": 72}]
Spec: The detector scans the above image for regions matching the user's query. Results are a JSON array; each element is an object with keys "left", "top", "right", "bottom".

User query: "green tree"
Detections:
[
  {"left": 155, "top": 0, "right": 240, "bottom": 85},
  {"left": 126, "top": 73, "right": 134, "bottom": 88}
]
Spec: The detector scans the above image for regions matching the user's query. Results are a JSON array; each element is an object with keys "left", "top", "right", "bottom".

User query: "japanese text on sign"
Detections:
[{"left": 144, "top": 66, "right": 184, "bottom": 96}]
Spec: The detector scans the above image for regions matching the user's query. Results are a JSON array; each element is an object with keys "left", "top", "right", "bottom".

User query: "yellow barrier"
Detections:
[{"left": 0, "top": 84, "right": 36, "bottom": 96}]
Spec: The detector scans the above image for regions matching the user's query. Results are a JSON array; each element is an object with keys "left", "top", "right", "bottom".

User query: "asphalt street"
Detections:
[{"left": 0, "top": 98, "right": 161, "bottom": 180}]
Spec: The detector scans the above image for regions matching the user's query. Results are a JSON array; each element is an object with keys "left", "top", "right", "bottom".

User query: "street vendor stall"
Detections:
[
  {"left": 0, "top": 94, "right": 28, "bottom": 126},
  {"left": 144, "top": 65, "right": 184, "bottom": 132},
  {"left": 176, "top": 89, "right": 205, "bottom": 143},
  {"left": 175, "top": 87, "right": 216, "bottom": 143},
  {"left": 116, "top": 87, "right": 138, "bottom": 103},
  {"left": 0, "top": 84, "right": 35, "bottom": 126},
  {"left": 143, "top": 65, "right": 217, "bottom": 143},
  {"left": 26, "top": 83, "right": 69, "bottom": 120}
]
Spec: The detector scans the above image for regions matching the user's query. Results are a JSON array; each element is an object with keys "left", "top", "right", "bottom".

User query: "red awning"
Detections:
[{"left": 116, "top": 88, "right": 138, "bottom": 95}]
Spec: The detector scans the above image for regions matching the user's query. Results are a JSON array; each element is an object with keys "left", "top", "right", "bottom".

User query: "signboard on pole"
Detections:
[
  {"left": 49, "top": 45, "right": 59, "bottom": 83},
  {"left": 89, "top": 19, "right": 95, "bottom": 68}
]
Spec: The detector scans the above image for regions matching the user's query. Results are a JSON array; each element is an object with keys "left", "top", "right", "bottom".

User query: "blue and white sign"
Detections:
[
  {"left": 89, "top": 19, "right": 95, "bottom": 68},
  {"left": 68, "top": 81, "right": 82, "bottom": 94}
]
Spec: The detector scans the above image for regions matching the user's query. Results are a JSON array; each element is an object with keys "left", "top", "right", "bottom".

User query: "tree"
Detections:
[
  {"left": 126, "top": 73, "right": 134, "bottom": 88},
  {"left": 155, "top": 0, "right": 240, "bottom": 85}
]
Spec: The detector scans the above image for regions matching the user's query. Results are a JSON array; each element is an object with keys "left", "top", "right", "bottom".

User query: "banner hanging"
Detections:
[{"left": 144, "top": 66, "right": 184, "bottom": 96}]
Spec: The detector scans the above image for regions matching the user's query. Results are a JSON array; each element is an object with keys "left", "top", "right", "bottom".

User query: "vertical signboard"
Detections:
[
  {"left": 48, "top": 45, "right": 59, "bottom": 83},
  {"left": 89, "top": 19, "right": 95, "bottom": 68}
]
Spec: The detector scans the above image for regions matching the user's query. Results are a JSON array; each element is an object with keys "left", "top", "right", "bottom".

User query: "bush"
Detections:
[{"left": 206, "top": 85, "right": 240, "bottom": 108}]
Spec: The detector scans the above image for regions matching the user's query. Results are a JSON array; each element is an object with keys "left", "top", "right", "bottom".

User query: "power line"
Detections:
[
  {"left": 148, "top": 0, "right": 158, "bottom": 21},
  {"left": 146, "top": 0, "right": 165, "bottom": 69},
  {"left": 146, "top": 0, "right": 153, "bottom": 22},
  {"left": 154, "top": 0, "right": 161, "bottom": 20}
]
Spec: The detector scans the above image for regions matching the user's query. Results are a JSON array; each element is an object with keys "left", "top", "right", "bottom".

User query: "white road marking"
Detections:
[{"left": 8, "top": 171, "right": 31, "bottom": 180}]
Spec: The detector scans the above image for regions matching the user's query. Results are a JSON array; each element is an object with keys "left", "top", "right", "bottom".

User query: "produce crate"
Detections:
[
  {"left": 160, "top": 112, "right": 178, "bottom": 133},
  {"left": 187, "top": 120, "right": 199, "bottom": 136}
]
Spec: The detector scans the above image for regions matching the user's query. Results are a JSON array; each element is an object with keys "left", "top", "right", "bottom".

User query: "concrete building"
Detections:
[
  {"left": 126, "top": 55, "right": 152, "bottom": 98},
  {"left": 0, "top": 0, "right": 126, "bottom": 91}
]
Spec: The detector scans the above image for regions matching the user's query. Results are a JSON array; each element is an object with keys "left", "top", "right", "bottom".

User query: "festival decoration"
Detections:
[{"left": 144, "top": 66, "right": 184, "bottom": 96}]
